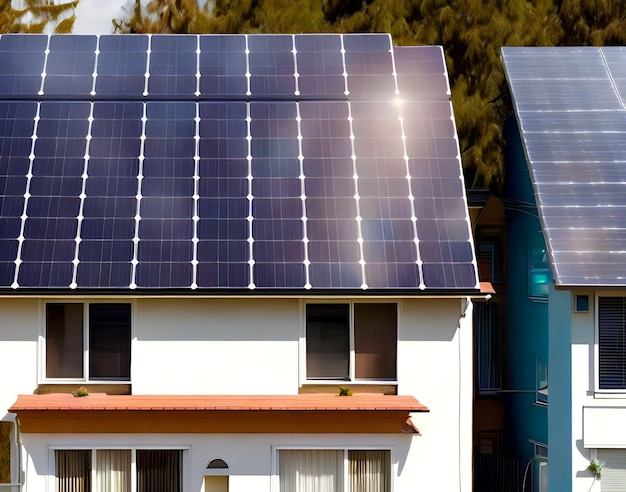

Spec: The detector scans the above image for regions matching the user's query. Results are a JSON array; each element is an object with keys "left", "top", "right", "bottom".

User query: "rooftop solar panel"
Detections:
[
  {"left": 0, "top": 34, "right": 478, "bottom": 292},
  {"left": 503, "top": 46, "right": 626, "bottom": 286}
]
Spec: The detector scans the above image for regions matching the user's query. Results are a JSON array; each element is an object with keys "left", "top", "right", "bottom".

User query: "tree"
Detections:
[
  {"left": 0, "top": 0, "right": 80, "bottom": 33},
  {"left": 112, "top": 0, "right": 626, "bottom": 190}
]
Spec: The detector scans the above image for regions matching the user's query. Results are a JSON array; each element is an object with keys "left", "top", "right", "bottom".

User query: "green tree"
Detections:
[
  {"left": 112, "top": 0, "right": 626, "bottom": 190},
  {"left": 0, "top": 0, "right": 80, "bottom": 33}
]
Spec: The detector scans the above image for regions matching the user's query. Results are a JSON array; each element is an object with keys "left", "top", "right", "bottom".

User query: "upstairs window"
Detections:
[
  {"left": 529, "top": 232, "right": 550, "bottom": 299},
  {"left": 305, "top": 303, "right": 397, "bottom": 381},
  {"left": 598, "top": 297, "right": 626, "bottom": 390},
  {"left": 474, "top": 302, "right": 503, "bottom": 393},
  {"left": 45, "top": 302, "right": 131, "bottom": 381}
]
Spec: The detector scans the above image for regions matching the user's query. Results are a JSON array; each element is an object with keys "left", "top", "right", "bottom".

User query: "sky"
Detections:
[{"left": 73, "top": 0, "right": 128, "bottom": 34}]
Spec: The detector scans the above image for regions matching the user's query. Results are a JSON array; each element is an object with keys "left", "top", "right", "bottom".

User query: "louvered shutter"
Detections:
[
  {"left": 598, "top": 449, "right": 626, "bottom": 491},
  {"left": 598, "top": 298, "right": 626, "bottom": 389}
]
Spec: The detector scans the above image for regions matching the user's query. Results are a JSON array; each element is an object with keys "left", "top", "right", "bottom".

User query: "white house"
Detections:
[
  {"left": 502, "top": 46, "right": 626, "bottom": 492},
  {"left": 0, "top": 33, "right": 486, "bottom": 492}
]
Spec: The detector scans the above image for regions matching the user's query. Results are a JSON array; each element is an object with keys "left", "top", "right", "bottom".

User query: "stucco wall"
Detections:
[{"left": 0, "top": 295, "right": 472, "bottom": 491}]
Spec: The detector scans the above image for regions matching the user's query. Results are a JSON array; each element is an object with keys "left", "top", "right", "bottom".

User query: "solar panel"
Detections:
[
  {"left": 503, "top": 46, "right": 626, "bottom": 286},
  {"left": 0, "top": 34, "right": 478, "bottom": 292}
]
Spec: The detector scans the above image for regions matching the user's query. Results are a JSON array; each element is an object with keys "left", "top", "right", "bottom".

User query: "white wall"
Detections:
[
  {"left": 132, "top": 298, "right": 300, "bottom": 394},
  {"left": 571, "top": 290, "right": 626, "bottom": 491},
  {"left": 0, "top": 299, "right": 39, "bottom": 419},
  {"left": 0, "top": 295, "right": 471, "bottom": 491}
]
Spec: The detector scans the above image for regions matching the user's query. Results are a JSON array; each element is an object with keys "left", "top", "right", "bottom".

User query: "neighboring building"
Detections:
[
  {"left": 0, "top": 33, "right": 487, "bottom": 492},
  {"left": 502, "top": 46, "right": 626, "bottom": 492}
]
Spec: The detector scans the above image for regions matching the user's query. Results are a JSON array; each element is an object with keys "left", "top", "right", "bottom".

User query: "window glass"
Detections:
[
  {"left": 529, "top": 233, "right": 550, "bottom": 299},
  {"left": 89, "top": 304, "right": 131, "bottom": 380},
  {"left": 306, "top": 304, "right": 350, "bottom": 379},
  {"left": 55, "top": 449, "right": 91, "bottom": 491},
  {"left": 46, "top": 303, "right": 84, "bottom": 378},
  {"left": 354, "top": 304, "right": 396, "bottom": 379},
  {"left": 137, "top": 450, "right": 182, "bottom": 492}
]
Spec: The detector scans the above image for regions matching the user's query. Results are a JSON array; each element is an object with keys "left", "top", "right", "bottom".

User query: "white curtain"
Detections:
[
  {"left": 95, "top": 450, "right": 131, "bottom": 492},
  {"left": 348, "top": 451, "right": 390, "bottom": 492},
  {"left": 279, "top": 450, "right": 343, "bottom": 492}
]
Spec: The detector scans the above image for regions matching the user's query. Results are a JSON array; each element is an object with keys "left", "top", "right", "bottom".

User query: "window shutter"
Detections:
[
  {"left": 598, "top": 449, "right": 626, "bottom": 491},
  {"left": 598, "top": 297, "right": 626, "bottom": 389}
]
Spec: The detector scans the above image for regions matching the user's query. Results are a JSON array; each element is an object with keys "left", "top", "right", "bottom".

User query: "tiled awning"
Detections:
[{"left": 10, "top": 393, "right": 428, "bottom": 434}]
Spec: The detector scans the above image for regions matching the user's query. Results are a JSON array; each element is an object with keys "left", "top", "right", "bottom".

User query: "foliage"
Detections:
[
  {"left": 72, "top": 386, "right": 89, "bottom": 397},
  {"left": 0, "top": 421, "right": 12, "bottom": 483},
  {"left": 588, "top": 459, "right": 603, "bottom": 478},
  {"left": 338, "top": 386, "right": 353, "bottom": 396},
  {"left": 0, "top": 0, "right": 79, "bottom": 33},
  {"left": 113, "top": 0, "right": 626, "bottom": 190}
]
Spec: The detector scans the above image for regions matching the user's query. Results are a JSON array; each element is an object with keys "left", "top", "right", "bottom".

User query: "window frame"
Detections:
[
  {"left": 39, "top": 299, "right": 135, "bottom": 384},
  {"left": 270, "top": 445, "right": 396, "bottom": 492},
  {"left": 299, "top": 300, "right": 399, "bottom": 385},
  {"left": 595, "top": 294, "right": 626, "bottom": 394},
  {"left": 47, "top": 445, "right": 188, "bottom": 492}
]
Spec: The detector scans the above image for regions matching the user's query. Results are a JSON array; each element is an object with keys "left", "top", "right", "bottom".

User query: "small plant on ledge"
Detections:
[
  {"left": 588, "top": 459, "right": 603, "bottom": 478},
  {"left": 338, "top": 386, "right": 353, "bottom": 396},
  {"left": 72, "top": 386, "right": 89, "bottom": 397}
]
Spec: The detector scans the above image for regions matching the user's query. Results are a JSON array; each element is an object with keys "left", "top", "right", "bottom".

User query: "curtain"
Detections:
[
  {"left": 56, "top": 450, "right": 91, "bottom": 492},
  {"left": 348, "top": 451, "right": 390, "bottom": 492},
  {"left": 279, "top": 450, "right": 343, "bottom": 492},
  {"left": 136, "top": 450, "right": 181, "bottom": 492},
  {"left": 95, "top": 450, "right": 130, "bottom": 492}
]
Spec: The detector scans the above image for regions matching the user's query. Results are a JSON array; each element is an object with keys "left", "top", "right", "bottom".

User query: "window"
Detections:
[
  {"left": 305, "top": 303, "right": 397, "bottom": 381},
  {"left": 474, "top": 302, "right": 502, "bottom": 393},
  {"left": 477, "top": 234, "right": 503, "bottom": 284},
  {"left": 536, "top": 359, "right": 548, "bottom": 405},
  {"left": 54, "top": 449, "right": 182, "bottom": 492},
  {"left": 45, "top": 303, "right": 131, "bottom": 381},
  {"left": 278, "top": 449, "right": 390, "bottom": 492},
  {"left": 529, "top": 233, "right": 550, "bottom": 299},
  {"left": 598, "top": 297, "right": 626, "bottom": 390}
]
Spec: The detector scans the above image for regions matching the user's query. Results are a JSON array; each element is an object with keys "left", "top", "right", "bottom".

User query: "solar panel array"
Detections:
[
  {"left": 503, "top": 47, "right": 626, "bottom": 287},
  {"left": 0, "top": 34, "right": 478, "bottom": 291}
]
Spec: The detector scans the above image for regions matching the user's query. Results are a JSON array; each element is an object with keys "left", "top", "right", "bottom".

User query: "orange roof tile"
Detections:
[
  {"left": 10, "top": 393, "right": 429, "bottom": 413},
  {"left": 480, "top": 282, "right": 496, "bottom": 295}
]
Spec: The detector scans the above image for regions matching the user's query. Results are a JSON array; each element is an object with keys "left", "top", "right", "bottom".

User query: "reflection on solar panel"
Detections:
[
  {"left": 0, "top": 34, "right": 477, "bottom": 292},
  {"left": 503, "top": 47, "right": 626, "bottom": 286}
]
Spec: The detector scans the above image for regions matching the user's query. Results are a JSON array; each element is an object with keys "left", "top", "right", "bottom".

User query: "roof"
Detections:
[
  {"left": 10, "top": 393, "right": 428, "bottom": 412},
  {"left": 0, "top": 34, "right": 479, "bottom": 294},
  {"left": 503, "top": 47, "right": 626, "bottom": 287},
  {"left": 10, "top": 393, "right": 428, "bottom": 434}
]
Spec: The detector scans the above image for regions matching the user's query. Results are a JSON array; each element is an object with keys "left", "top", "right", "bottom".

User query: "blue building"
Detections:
[{"left": 502, "top": 46, "right": 626, "bottom": 492}]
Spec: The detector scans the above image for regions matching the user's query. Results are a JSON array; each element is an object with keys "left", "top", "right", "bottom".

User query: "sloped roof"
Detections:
[
  {"left": 10, "top": 393, "right": 428, "bottom": 434},
  {"left": 503, "top": 47, "right": 626, "bottom": 287},
  {"left": 0, "top": 34, "right": 478, "bottom": 293}
]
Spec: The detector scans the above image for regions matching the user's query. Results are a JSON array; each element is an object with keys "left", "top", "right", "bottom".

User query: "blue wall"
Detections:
[{"left": 503, "top": 119, "right": 549, "bottom": 477}]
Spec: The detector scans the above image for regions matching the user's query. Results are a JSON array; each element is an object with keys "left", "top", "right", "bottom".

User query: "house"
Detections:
[
  {"left": 0, "top": 33, "right": 488, "bottom": 491},
  {"left": 502, "top": 46, "right": 626, "bottom": 491}
]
